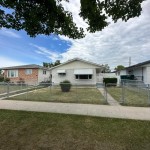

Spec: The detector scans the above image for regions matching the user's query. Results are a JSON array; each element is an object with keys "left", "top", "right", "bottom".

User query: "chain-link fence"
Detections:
[
  {"left": 106, "top": 82, "right": 150, "bottom": 107},
  {"left": 0, "top": 82, "right": 107, "bottom": 105}
]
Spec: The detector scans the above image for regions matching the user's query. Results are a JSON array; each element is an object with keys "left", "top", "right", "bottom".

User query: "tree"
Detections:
[
  {"left": 102, "top": 64, "right": 111, "bottom": 73},
  {"left": 0, "top": 0, "right": 144, "bottom": 39},
  {"left": 114, "top": 65, "right": 125, "bottom": 71},
  {"left": 43, "top": 60, "right": 61, "bottom": 68}
]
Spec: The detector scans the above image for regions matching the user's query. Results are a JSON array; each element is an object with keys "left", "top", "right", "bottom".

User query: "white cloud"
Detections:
[
  {"left": 30, "top": 43, "right": 62, "bottom": 62},
  {"left": 0, "top": 28, "right": 21, "bottom": 38},
  {"left": 59, "top": 0, "right": 150, "bottom": 70},
  {"left": 0, "top": 56, "right": 25, "bottom": 68}
]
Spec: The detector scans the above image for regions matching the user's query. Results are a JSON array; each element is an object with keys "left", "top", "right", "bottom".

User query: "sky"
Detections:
[{"left": 0, "top": 0, "right": 150, "bottom": 70}]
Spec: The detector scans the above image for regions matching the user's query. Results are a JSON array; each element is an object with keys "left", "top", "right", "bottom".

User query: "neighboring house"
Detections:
[
  {"left": 1, "top": 64, "right": 50, "bottom": 84},
  {"left": 50, "top": 58, "right": 103, "bottom": 85},
  {"left": 116, "top": 60, "right": 150, "bottom": 84}
]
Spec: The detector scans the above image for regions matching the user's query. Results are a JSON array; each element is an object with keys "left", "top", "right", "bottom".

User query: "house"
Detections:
[
  {"left": 1, "top": 64, "right": 51, "bottom": 84},
  {"left": 50, "top": 58, "right": 103, "bottom": 85},
  {"left": 116, "top": 60, "right": 150, "bottom": 84}
]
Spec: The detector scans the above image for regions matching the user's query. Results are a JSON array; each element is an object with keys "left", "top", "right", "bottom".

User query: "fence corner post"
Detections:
[
  {"left": 7, "top": 82, "right": 10, "bottom": 98},
  {"left": 121, "top": 82, "right": 125, "bottom": 104},
  {"left": 148, "top": 84, "right": 150, "bottom": 105}
]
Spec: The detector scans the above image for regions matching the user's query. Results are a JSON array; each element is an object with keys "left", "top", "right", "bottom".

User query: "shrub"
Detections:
[
  {"left": 60, "top": 80, "right": 72, "bottom": 92},
  {"left": 0, "top": 76, "right": 4, "bottom": 82},
  {"left": 103, "top": 78, "right": 117, "bottom": 86},
  {"left": 17, "top": 78, "right": 25, "bottom": 84},
  {"left": 4, "top": 78, "right": 10, "bottom": 82}
]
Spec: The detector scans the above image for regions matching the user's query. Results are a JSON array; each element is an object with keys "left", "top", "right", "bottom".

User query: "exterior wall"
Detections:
[
  {"left": 52, "top": 69, "right": 96, "bottom": 85},
  {"left": 38, "top": 69, "right": 50, "bottom": 83},
  {"left": 51, "top": 60, "right": 101, "bottom": 85},
  {"left": 4, "top": 68, "right": 38, "bottom": 84},
  {"left": 119, "top": 70, "right": 127, "bottom": 75},
  {"left": 146, "top": 67, "right": 150, "bottom": 84}
]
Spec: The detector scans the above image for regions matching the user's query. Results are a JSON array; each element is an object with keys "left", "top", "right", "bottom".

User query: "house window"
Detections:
[
  {"left": 43, "top": 70, "right": 46, "bottom": 75},
  {"left": 58, "top": 73, "right": 66, "bottom": 76},
  {"left": 75, "top": 75, "right": 92, "bottom": 79},
  {"left": 7, "top": 70, "right": 18, "bottom": 78},
  {"left": 25, "top": 69, "right": 32, "bottom": 75}
]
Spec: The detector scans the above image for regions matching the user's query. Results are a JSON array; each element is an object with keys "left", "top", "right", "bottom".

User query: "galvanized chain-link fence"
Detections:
[
  {"left": 0, "top": 82, "right": 107, "bottom": 105},
  {"left": 106, "top": 82, "right": 150, "bottom": 107}
]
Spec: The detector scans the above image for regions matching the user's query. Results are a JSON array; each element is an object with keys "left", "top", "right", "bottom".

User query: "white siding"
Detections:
[
  {"left": 132, "top": 68, "right": 143, "bottom": 76},
  {"left": 120, "top": 70, "right": 127, "bottom": 75},
  {"left": 51, "top": 60, "right": 100, "bottom": 85},
  {"left": 146, "top": 67, "right": 150, "bottom": 84},
  {"left": 38, "top": 69, "right": 50, "bottom": 83}
]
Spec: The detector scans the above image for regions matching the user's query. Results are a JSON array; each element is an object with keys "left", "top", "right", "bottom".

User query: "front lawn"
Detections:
[
  {"left": 0, "top": 84, "right": 27, "bottom": 94},
  {"left": 0, "top": 110, "right": 150, "bottom": 150},
  {"left": 7, "top": 87, "right": 107, "bottom": 105},
  {"left": 107, "top": 86, "right": 149, "bottom": 107}
]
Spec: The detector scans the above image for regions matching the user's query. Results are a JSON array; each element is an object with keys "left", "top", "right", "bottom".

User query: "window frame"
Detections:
[
  {"left": 7, "top": 70, "right": 18, "bottom": 78},
  {"left": 43, "top": 70, "right": 47, "bottom": 75},
  {"left": 25, "top": 69, "right": 32, "bottom": 75}
]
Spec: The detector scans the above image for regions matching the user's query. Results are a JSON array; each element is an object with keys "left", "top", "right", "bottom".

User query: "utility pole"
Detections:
[{"left": 129, "top": 57, "right": 131, "bottom": 66}]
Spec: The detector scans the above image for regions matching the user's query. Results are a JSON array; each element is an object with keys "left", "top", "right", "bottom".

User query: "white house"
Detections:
[
  {"left": 50, "top": 58, "right": 104, "bottom": 85},
  {"left": 117, "top": 60, "right": 150, "bottom": 84}
]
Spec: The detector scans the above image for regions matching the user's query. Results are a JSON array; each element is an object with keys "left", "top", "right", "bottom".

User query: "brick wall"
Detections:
[{"left": 4, "top": 68, "right": 38, "bottom": 84}]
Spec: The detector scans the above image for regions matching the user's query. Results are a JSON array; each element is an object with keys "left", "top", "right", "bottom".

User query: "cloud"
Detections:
[
  {"left": 0, "top": 28, "right": 21, "bottom": 38},
  {"left": 59, "top": 0, "right": 150, "bottom": 70},
  {"left": 30, "top": 43, "right": 62, "bottom": 62},
  {"left": 0, "top": 56, "right": 26, "bottom": 68}
]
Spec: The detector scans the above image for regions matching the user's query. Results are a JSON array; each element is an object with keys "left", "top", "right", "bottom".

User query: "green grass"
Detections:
[
  {"left": 0, "top": 110, "right": 150, "bottom": 150},
  {"left": 107, "top": 86, "right": 150, "bottom": 107},
  {"left": 0, "top": 84, "right": 26, "bottom": 94},
  {"left": 7, "top": 87, "right": 106, "bottom": 104}
]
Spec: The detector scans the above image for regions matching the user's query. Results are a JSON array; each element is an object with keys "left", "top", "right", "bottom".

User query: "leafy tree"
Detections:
[
  {"left": 102, "top": 64, "right": 111, "bottom": 73},
  {"left": 115, "top": 65, "right": 125, "bottom": 71},
  {"left": 0, "top": 0, "right": 144, "bottom": 39},
  {"left": 54, "top": 60, "right": 61, "bottom": 66},
  {"left": 43, "top": 60, "right": 61, "bottom": 68}
]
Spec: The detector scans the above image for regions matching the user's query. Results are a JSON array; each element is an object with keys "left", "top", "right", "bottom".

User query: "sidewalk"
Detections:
[{"left": 0, "top": 100, "right": 150, "bottom": 121}]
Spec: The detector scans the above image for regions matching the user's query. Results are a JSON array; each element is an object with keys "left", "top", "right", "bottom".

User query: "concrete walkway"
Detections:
[
  {"left": 98, "top": 88, "right": 120, "bottom": 106},
  {"left": 0, "top": 100, "right": 150, "bottom": 121}
]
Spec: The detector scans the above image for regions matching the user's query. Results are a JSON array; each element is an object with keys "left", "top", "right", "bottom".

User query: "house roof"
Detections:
[
  {"left": 50, "top": 58, "right": 103, "bottom": 70},
  {"left": 125, "top": 60, "right": 150, "bottom": 70},
  {"left": 1, "top": 64, "right": 50, "bottom": 70}
]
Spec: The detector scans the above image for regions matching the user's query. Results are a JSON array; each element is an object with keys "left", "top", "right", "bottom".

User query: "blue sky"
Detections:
[{"left": 0, "top": 0, "right": 150, "bottom": 70}]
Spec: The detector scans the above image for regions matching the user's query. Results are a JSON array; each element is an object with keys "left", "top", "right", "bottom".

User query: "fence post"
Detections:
[
  {"left": 121, "top": 82, "right": 125, "bottom": 104},
  {"left": 7, "top": 82, "right": 9, "bottom": 98},
  {"left": 105, "top": 84, "right": 107, "bottom": 103},
  {"left": 148, "top": 84, "right": 150, "bottom": 105}
]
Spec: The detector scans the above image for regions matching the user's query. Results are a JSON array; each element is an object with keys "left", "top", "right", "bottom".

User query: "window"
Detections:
[
  {"left": 58, "top": 73, "right": 66, "bottom": 76},
  {"left": 25, "top": 69, "right": 32, "bottom": 75},
  {"left": 43, "top": 70, "right": 46, "bottom": 75},
  {"left": 75, "top": 75, "right": 92, "bottom": 79},
  {"left": 7, "top": 70, "right": 18, "bottom": 78}
]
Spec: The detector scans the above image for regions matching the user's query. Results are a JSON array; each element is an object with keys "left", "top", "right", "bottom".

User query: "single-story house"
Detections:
[
  {"left": 50, "top": 58, "right": 103, "bottom": 85},
  {"left": 116, "top": 60, "right": 150, "bottom": 84},
  {"left": 1, "top": 64, "right": 51, "bottom": 84}
]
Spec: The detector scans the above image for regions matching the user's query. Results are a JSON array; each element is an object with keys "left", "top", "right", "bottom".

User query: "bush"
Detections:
[
  {"left": 103, "top": 78, "right": 117, "bottom": 86},
  {"left": 4, "top": 78, "right": 10, "bottom": 82},
  {"left": 60, "top": 80, "right": 72, "bottom": 92},
  {"left": 0, "top": 76, "right": 4, "bottom": 82}
]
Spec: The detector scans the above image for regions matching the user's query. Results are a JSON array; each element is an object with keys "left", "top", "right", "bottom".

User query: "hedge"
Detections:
[{"left": 103, "top": 78, "right": 117, "bottom": 85}]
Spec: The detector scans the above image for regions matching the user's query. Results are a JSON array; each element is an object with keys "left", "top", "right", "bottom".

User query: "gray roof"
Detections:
[
  {"left": 1, "top": 64, "right": 50, "bottom": 70},
  {"left": 125, "top": 60, "right": 150, "bottom": 70}
]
